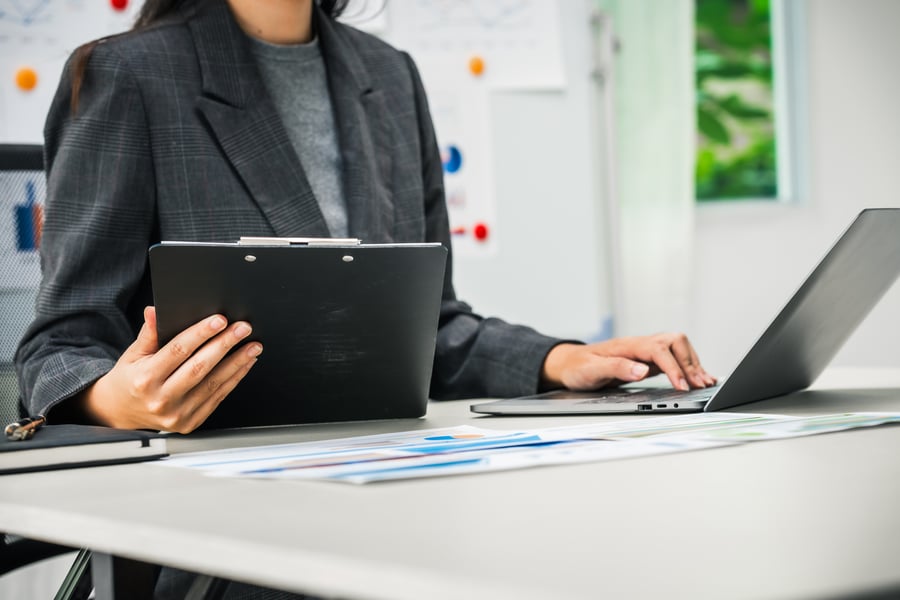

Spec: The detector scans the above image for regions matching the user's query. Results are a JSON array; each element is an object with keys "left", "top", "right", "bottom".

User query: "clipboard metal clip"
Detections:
[{"left": 237, "top": 237, "right": 361, "bottom": 247}]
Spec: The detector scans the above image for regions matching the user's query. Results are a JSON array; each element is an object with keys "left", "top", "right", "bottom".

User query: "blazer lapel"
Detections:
[
  {"left": 188, "top": 2, "right": 330, "bottom": 237},
  {"left": 316, "top": 12, "right": 395, "bottom": 243}
]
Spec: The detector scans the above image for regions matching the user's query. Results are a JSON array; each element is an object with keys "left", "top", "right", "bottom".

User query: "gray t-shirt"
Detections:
[{"left": 247, "top": 34, "right": 348, "bottom": 237}]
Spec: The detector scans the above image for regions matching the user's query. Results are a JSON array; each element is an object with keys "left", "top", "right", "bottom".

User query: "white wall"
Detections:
[
  {"left": 690, "top": 0, "right": 900, "bottom": 377},
  {"left": 452, "top": 1, "right": 613, "bottom": 342}
]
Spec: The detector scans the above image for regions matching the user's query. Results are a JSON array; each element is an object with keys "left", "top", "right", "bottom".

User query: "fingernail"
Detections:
[
  {"left": 209, "top": 316, "right": 226, "bottom": 331},
  {"left": 247, "top": 343, "right": 262, "bottom": 357},
  {"left": 234, "top": 324, "right": 251, "bottom": 338},
  {"left": 631, "top": 364, "right": 649, "bottom": 378},
  {"left": 679, "top": 378, "right": 689, "bottom": 391}
]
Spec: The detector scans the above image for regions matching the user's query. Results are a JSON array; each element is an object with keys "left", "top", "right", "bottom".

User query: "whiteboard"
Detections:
[{"left": 0, "top": 0, "right": 141, "bottom": 142}]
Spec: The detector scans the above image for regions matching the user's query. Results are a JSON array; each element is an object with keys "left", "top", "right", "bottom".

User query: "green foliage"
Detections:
[
  {"left": 696, "top": 138, "right": 777, "bottom": 200},
  {"left": 695, "top": 0, "right": 777, "bottom": 201}
]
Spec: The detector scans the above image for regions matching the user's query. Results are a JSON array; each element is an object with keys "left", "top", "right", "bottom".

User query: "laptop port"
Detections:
[
  {"left": 637, "top": 404, "right": 652, "bottom": 411},
  {"left": 656, "top": 404, "right": 667, "bottom": 408}
]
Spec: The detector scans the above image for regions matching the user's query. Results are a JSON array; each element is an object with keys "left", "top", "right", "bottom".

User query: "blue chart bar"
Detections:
[{"left": 15, "top": 179, "right": 42, "bottom": 251}]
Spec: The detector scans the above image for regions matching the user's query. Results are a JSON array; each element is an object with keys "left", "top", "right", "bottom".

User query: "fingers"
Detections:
[
  {"left": 556, "top": 351, "right": 652, "bottom": 391},
  {"left": 91, "top": 310, "right": 263, "bottom": 433},
  {"left": 124, "top": 306, "right": 161, "bottom": 360},
  {"left": 667, "top": 334, "right": 717, "bottom": 388},
  {"left": 122, "top": 313, "right": 261, "bottom": 432},
  {"left": 687, "top": 343, "right": 717, "bottom": 386},
  {"left": 148, "top": 339, "right": 262, "bottom": 433},
  {"left": 160, "top": 320, "right": 257, "bottom": 398},
  {"left": 649, "top": 343, "right": 691, "bottom": 391},
  {"left": 546, "top": 340, "right": 712, "bottom": 392},
  {"left": 149, "top": 314, "right": 234, "bottom": 379},
  {"left": 652, "top": 334, "right": 716, "bottom": 391},
  {"left": 171, "top": 347, "right": 261, "bottom": 433}
]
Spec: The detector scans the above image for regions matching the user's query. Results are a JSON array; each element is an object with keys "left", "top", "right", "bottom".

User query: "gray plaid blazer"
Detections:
[{"left": 16, "top": 1, "right": 560, "bottom": 419}]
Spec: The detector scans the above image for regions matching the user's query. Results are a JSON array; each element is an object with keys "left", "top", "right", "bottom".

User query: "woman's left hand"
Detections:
[{"left": 540, "top": 334, "right": 717, "bottom": 392}]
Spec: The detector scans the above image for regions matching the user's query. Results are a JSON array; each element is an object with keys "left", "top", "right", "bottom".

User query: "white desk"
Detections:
[{"left": 2, "top": 368, "right": 900, "bottom": 600}]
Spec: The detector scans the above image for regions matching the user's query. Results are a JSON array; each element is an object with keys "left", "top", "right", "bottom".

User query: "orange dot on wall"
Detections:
[
  {"left": 15, "top": 68, "right": 38, "bottom": 91},
  {"left": 110, "top": 0, "right": 129, "bottom": 10},
  {"left": 468, "top": 56, "right": 485, "bottom": 77}
]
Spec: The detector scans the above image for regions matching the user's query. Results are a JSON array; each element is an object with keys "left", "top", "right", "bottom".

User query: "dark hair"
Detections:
[{"left": 70, "top": 0, "right": 349, "bottom": 112}]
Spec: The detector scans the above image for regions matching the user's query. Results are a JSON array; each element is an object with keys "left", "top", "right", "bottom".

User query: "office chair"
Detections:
[
  {"left": 0, "top": 144, "right": 90, "bottom": 598},
  {"left": 0, "top": 144, "right": 44, "bottom": 429}
]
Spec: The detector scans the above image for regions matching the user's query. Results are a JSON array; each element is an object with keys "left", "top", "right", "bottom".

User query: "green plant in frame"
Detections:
[{"left": 695, "top": 0, "right": 778, "bottom": 200}]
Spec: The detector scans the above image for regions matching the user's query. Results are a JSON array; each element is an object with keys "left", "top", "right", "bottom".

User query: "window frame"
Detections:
[{"left": 695, "top": 0, "right": 809, "bottom": 205}]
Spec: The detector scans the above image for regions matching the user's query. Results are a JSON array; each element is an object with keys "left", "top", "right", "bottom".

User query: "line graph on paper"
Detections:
[
  {"left": 0, "top": 0, "right": 139, "bottom": 142},
  {"left": 397, "top": 0, "right": 546, "bottom": 53},
  {"left": 0, "top": 0, "right": 53, "bottom": 27},
  {"left": 0, "top": 0, "right": 138, "bottom": 60},
  {"left": 0, "top": 0, "right": 80, "bottom": 60},
  {"left": 385, "top": 0, "right": 565, "bottom": 88},
  {"left": 410, "top": 0, "right": 535, "bottom": 32}
]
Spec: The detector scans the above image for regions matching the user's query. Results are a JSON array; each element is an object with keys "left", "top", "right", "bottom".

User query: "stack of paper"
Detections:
[{"left": 159, "top": 412, "right": 900, "bottom": 484}]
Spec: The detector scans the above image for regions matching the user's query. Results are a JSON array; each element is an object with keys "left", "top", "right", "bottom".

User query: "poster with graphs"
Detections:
[
  {"left": 384, "top": 0, "right": 565, "bottom": 258},
  {"left": 0, "top": 0, "right": 139, "bottom": 143}
]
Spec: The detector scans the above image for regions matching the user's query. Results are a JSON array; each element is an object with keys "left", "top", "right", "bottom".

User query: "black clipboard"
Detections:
[{"left": 149, "top": 239, "right": 447, "bottom": 429}]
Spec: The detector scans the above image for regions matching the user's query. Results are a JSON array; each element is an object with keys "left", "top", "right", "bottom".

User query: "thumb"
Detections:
[
  {"left": 616, "top": 359, "right": 650, "bottom": 383},
  {"left": 582, "top": 357, "right": 649, "bottom": 388},
  {"left": 124, "top": 306, "right": 160, "bottom": 359},
  {"left": 564, "top": 356, "right": 650, "bottom": 391}
]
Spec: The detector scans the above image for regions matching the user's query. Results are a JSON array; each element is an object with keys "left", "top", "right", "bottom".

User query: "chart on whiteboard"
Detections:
[
  {"left": 0, "top": 0, "right": 136, "bottom": 58},
  {"left": 0, "top": 0, "right": 139, "bottom": 143},
  {"left": 388, "top": 0, "right": 565, "bottom": 89},
  {"left": 382, "top": 1, "right": 565, "bottom": 258}
]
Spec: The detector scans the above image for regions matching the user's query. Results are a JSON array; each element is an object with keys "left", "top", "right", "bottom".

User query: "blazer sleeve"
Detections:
[
  {"left": 401, "top": 53, "right": 567, "bottom": 400},
  {"left": 15, "top": 43, "right": 157, "bottom": 418}
]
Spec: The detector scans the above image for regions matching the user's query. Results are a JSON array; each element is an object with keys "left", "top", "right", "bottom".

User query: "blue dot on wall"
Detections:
[{"left": 442, "top": 145, "right": 463, "bottom": 174}]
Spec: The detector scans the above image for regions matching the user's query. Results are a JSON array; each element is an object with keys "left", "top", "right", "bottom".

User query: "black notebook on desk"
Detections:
[
  {"left": 0, "top": 425, "right": 167, "bottom": 475},
  {"left": 149, "top": 239, "right": 448, "bottom": 429}
]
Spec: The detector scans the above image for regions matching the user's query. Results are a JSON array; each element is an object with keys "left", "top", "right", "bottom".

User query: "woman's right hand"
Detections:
[{"left": 77, "top": 306, "right": 262, "bottom": 433}]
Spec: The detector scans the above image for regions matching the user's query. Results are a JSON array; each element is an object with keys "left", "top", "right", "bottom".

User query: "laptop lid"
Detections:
[
  {"left": 471, "top": 208, "right": 900, "bottom": 416},
  {"left": 149, "top": 241, "right": 447, "bottom": 429},
  {"left": 704, "top": 207, "right": 900, "bottom": 410}
]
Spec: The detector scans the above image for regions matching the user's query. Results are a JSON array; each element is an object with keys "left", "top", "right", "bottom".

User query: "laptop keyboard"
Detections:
[{"left": 575, "top": 386, "right": 718, "bottom": 405}]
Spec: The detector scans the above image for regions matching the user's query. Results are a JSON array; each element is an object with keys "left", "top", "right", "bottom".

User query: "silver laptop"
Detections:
[{"left": 472, "top": 208, "right": 900, "bottom": 415}]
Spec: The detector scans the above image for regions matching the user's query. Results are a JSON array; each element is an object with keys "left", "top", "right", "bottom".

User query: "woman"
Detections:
[{"left": 16, "top": 0, "right": 715, "bottom": 434}]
